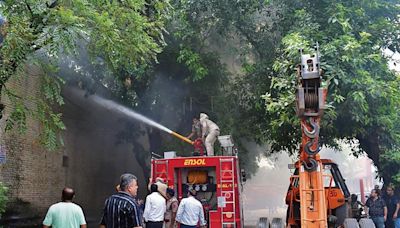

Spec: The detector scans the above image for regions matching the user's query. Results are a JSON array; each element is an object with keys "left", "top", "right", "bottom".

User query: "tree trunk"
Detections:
[{"left": 358, "top": 132, "right": 392, "bottom": 186}]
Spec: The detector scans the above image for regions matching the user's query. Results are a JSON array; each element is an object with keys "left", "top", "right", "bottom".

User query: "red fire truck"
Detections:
[{"left": 150, "top": 135, "right": 245, "bottom": 228}]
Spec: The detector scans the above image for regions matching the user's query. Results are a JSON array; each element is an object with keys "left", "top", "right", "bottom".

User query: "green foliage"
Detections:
[
  {"left": 1, "top": 0, "right": 399, "bottom": 184},
  {"left": 164, "top": 0, "right": 400, "bottom": 181},
  {"left": 0, "top": 0, "right": 171, "bottom": 150},
  {"left": 0, "top": 182, "right": 8, "bottom": 216},
  {"left": 149, "top": 0, "right": 283, "bottom": 176},
  {"left": 177, "top": 48, "right": 208, "bottom": 81},
  {"left": 263, "top": 0, "right": 400, "bottom": 182},
  {"left": 37, "top": 74, "right": 66, "bottom": 149},
  {"left": 381, "top": 149, "right": 400, "bottom": 187}
]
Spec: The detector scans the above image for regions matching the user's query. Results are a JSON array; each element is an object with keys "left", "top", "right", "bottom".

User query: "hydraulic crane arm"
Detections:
[{"left": 296, "top": 44, "right": 328, "bottom": 228}]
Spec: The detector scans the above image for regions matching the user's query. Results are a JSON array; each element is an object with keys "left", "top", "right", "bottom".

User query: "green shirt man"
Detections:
[{"left": 43, "top": 188, "right": 87, "bottom": 228}]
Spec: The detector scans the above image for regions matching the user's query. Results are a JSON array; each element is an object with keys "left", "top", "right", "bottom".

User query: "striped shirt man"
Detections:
[{"left": 100, "top": 192, "right": 143, "bottom": 228}]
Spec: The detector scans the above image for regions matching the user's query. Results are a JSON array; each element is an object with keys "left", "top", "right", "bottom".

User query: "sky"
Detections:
[{"left": 386, "top": 49, "right": 400, "bottom": 71}]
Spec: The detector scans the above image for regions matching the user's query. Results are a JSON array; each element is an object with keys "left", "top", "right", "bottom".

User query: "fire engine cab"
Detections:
[{"left": 150, "top": 135, "right": 245, "bottom": 228}]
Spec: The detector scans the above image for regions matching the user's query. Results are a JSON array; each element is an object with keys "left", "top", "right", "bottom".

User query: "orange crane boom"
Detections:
[{"left": 295, "top": 45, "right": 328, "bottom": 227}]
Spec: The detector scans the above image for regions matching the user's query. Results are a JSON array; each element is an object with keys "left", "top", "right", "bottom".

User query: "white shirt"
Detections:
[
  {"left": 143, "top": 192, "right": 166, "bottom": 222},
  {"left": 200, "top": 118, "right": 219, "bottom": 137},
  {"left": 176, "top": 196, "right": 206, "bottom": 226}
]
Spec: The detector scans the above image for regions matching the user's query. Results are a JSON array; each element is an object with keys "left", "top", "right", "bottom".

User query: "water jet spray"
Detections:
[{"left": 89, "top": 92, "right": 194, "bottom": 145}]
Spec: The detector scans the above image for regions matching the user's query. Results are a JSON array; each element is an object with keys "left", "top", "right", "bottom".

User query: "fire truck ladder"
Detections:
[{"left": 220, "top": 158, "right": 236, "bottom": 228}]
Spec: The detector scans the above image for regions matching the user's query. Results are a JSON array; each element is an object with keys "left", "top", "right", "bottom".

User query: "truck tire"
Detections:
[
  {"left": 334, "top": 203, "right": 350, "bottom": 226},
  {"left": 271, "top": 217, "right": 284, "bottom": 228},
  {"left": 343, "top": 218, "right": 360, "bottom": 228},
  {"left": 258, "top": 217, "right": 270, "bottom": 228},
  {"left": 358, "top": 218, "right": 375, "bottom": 228}
]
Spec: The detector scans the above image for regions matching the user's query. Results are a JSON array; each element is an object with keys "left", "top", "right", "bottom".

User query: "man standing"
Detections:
[
  {"left": 100, "top": 173, "right": 142, "bottom": 228},
  {"left": 43, "top": 187, "right": 86, "bottom": 228},
  {"left": 199, "top": 113, "right": 220, "bottom": 156},
  {"left": 149, "top": 177, "right": 167, "bottom": 198},
  {"left": 143, "top": 184, "right": 166, "bottom": 228},
  {"left": 164, "top": 188, "right": 179, "bottom": 228},
  {"left": 350, "top": 194, "right": 364, "bottom": 220},
  {"left": 187, "top": 117, "right": 202, "bottom": 140},
  {"left": 176, "top": 189, "right": 206, "bottom": 228},
  {"left": 366, "top": 189, "right": 388, "bottom": 228},
  {"left": 384, "top": 186, "right": 400, "bottom": 228}
]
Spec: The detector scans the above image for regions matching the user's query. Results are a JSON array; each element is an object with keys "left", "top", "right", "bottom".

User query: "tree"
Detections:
[
  {"left": 3, "top": 0, "right": 399, "bottom": 184},
  {"left": 140, "top": 0, "right": 281, "bottom": 175},
  {"left": 165, "top": 0, "right": 400, "bottom": 182},
  {"left": 263, "top": 0, "right": 400, "bottom": 184},
  {"left": 0, "top": 0, "right": 170, "bottom": 149}
]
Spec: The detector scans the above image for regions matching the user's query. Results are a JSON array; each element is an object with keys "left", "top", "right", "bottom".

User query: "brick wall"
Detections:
[
  {"left": 0, "top": 67, "right": 149, "bottom": 226},
  {"left": 0, "top": 65, "right": 65, "bottom": 219}
]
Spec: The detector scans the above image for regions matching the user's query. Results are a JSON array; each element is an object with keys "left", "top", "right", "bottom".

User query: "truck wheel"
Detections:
[
  {"left": 343, "top": 218, "right": 360, "bottom": 228},
  {"left": 271, "top": 217, "right": 284, "bottom": 228},
  {"left": 257, "top": 217, "right": 270, "bottom": 228},
  {"left": 334, "top": 203, "right": 350, "bottom": 226},
  {"left": 358, "top": 218, "right": 375, "bottom": 228}
]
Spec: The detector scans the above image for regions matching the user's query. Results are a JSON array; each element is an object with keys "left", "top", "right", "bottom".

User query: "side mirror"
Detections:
[{"left": 241, "top": 169, "right": 247, "bottom": 182}]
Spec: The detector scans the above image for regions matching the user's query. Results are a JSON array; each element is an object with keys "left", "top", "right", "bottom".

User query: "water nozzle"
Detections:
[{"left": 170, "top": 131, "right": 194, "bottom": 145}]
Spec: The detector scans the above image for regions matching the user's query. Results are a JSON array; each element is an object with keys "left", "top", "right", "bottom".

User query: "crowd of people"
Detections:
[
  {"left": 41, "top": 112, "right": 400, "bottom": 228},
  {"left": 42, "top": 113, "right": 220, "bottom": 228},
  {"left": 363, "top": 185, "right": 400, "bottom": 228},
  {"left": 43, "top": 179, "right": 400, "bottom": 228},
  {"left": 43, "top": 173, "right": 207, "bottom": 228}
]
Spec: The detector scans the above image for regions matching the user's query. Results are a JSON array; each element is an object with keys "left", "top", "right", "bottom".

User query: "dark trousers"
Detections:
[
  {"left": 146, "top": 221, "right": 163, "bottom": 228},
  {"left": 180, "top": 224, "right": 197, "bottom": 228},
  {"left": 386, "top": 218, "right": 395, "bottom": 228}
]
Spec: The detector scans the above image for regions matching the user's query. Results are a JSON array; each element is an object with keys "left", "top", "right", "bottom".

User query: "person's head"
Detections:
[
  {"left": 374, "top": 185, "right": 381, "bottom": 196},
  {"left": 371, "top": 189, "right": 379, "bottom": 198},
  {"left": 187, "top": 188, "right": 197, "bottom": 197},
  {"left": 351, "top": 194, "right": 358, "bottom": 202},
  {"left": 193, "top": 117, "right": 199, "bottom": 124},
  {"left": 386, "top": 186, "right": 395, "bottom": 196},
  {"left": 166, "top": 188, "right": 175, "bottom": 199},
  {"left": 150, "top": 183, "right": 158, "bottom": 193},
  {"left": 62, "top": 187, "right": 75, "bottom": 202},
  {"left": 199, "top": 113, "right": 208, "bottom": 120},
  {"left": 120, "top": 173, "right": 138, "bottom": 197},
  {"left": 155, "top": 177, "right": 165, "bottom": 184}
]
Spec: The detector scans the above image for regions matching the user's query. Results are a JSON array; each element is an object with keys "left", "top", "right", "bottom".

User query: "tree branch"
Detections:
[
  {"left": 46, "top": 0, "right": 59, "bottom": 8},
  {"left": 1, "top": 83, "right": 23, "bottom": 100},
  {"left": 24, "top": 0, "right": 34, "bottom": 18}
]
